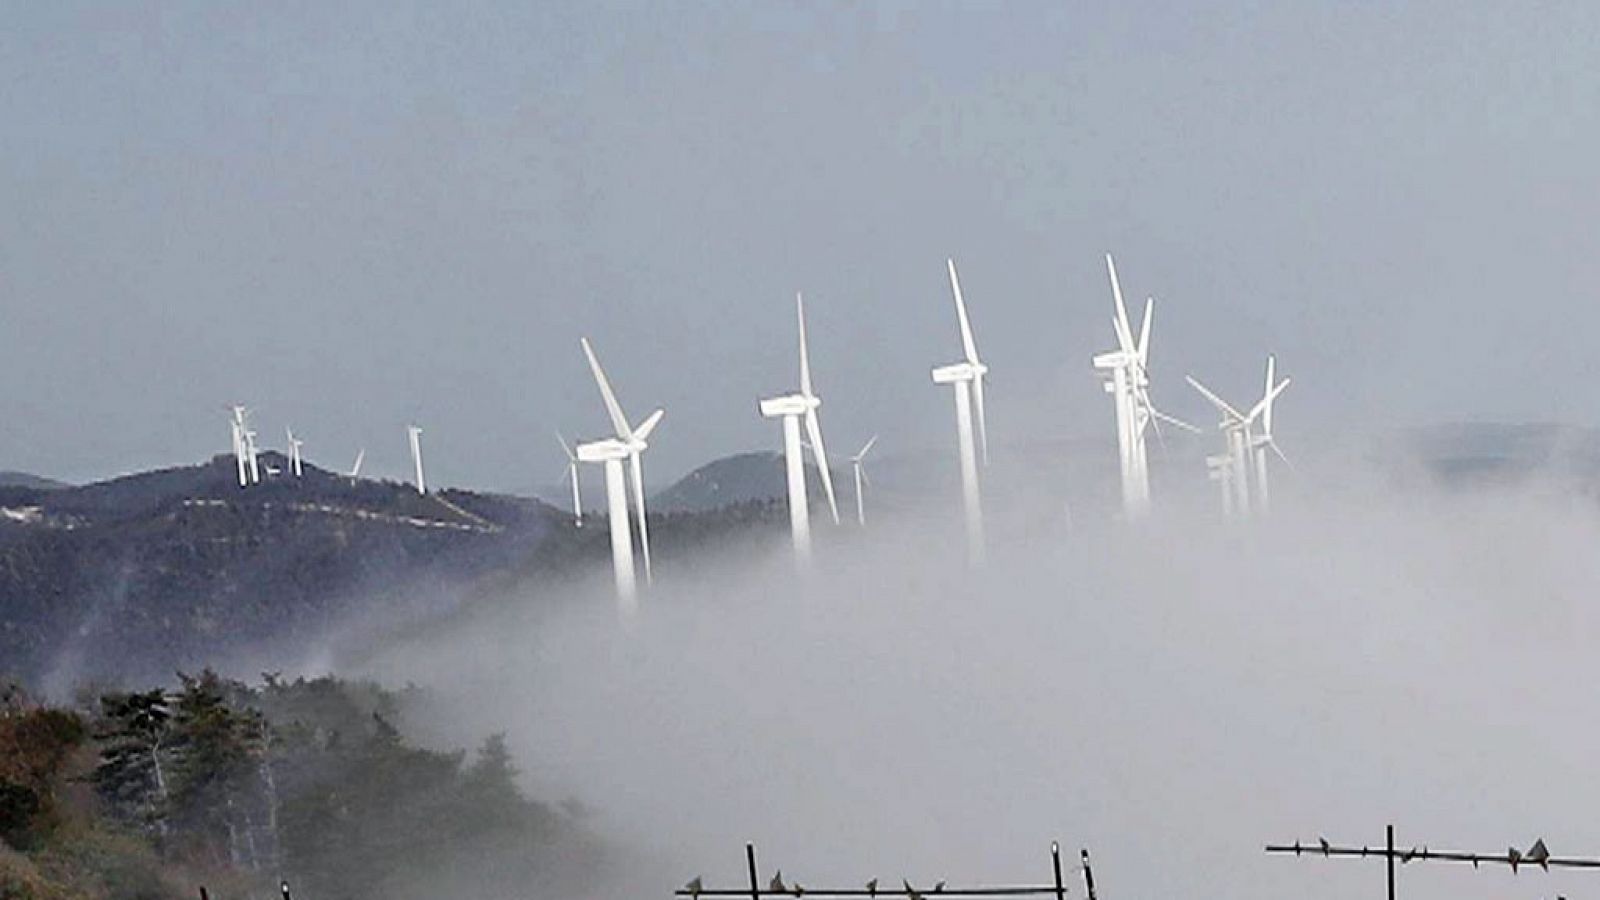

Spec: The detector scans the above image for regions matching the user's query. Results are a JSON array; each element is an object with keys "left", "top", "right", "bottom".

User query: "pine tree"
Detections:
[{"left": 94, "top": 688, "right": 174, "bottom": 836}]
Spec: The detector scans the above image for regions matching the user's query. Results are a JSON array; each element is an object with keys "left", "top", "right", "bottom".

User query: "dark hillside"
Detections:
[{"left": 0, "top": 456, "right": 570, "bottom": 691}]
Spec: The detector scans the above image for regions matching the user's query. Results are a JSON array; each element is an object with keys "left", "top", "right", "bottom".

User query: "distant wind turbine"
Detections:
[
  {"left": 407, "top": 425, "right": 426, "bottom": 495},
  {"left": 1188, "top": 369, "right": 1289, "bottom": 518},
  {"left": 285, "top": 427, "right": 304, "bottom": 478},
  {"left": 930, "top": 258, "right": 988, "bottom": 561},
  {"left": 1094, "top": 254, "right": 1194, "bottom": 517},
  {"left": 1249, "top": 355, "right": 1293, "bottom": 513},
  {"left": 577, "top": 337, "right": 664, "bottom": 611},
  {"left": 556, "top": 430, "right": 583, "bottom": 527},
  {"left": 229, "top": 406, "right": 249, "bottom": 487},
  {"left": 758, "top": 293, "right": 840, "bottom": 565},
  {"left": 850, "top": 435, "right": 877, "bottom": 527}
]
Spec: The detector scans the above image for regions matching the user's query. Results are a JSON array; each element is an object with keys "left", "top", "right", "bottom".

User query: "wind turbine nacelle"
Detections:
[
  {"left": 759, "top": 395, "right": 810, "bottom": 418},
  {"left": 930, "top": 362, "right": 981, "bottom": 384},
  {"left": 576, "top": 439, "right": 631, "bottom": 463},
  {"left": 1092, "top": 351, "right": 1130, "bottom": 369}
]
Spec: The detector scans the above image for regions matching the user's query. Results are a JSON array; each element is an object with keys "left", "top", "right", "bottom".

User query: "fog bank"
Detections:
[{"left": 352, "top": 465, "right": 1600, "bottom": 900}]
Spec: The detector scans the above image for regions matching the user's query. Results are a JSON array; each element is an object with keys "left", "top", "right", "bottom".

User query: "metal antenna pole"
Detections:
[
  {"left": 748, "top": 843, "right": 761, "bottom": 900},
  {"left": 1386, "top": 825, "right": 1395, "bottom": 900},
  {"left": 1050, "top": 843, "right": 1066, "bottom": 900}
]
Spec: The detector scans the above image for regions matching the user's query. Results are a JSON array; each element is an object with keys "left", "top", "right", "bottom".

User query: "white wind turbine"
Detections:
[
  {"left": 229, "top": 406, "right": 249, "bottom": 487},
  {"left": 578, "top": 337, "right": 664, "bottom": 609},
  {"left": 407, "top": 425, "right": 426, "bottom": 495},
  {"left": 348, "top": 448, "right": 365, "bottom": 482},
  {"left": 556, "top": 430, "right": 583, "bottom": 527},
  {"left": 1187, "top": 370, "right": 1289, "bottom": 518},
  {"left": 930, "top": 258, "right": 988, "bottom": 559},
  {"left": 243, "top": 423, "right": 261, "bottom": 485},
  {"left": 1093, "top": 254, "right": 1193, "bottom": 516},
  {"left": 849, "top": 435, "right": 878, "bottom": 527},
  {"left": 285, "top": 427, "right": 304, "bottom": 478},
  {"left": 1248, "top": 355, "right": 1292, "bottom": 513},
  {"left": 759, "top": 293, "right": 840, "bottom": 564}
]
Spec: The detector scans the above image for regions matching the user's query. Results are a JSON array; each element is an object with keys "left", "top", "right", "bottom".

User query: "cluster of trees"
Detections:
[{"left": 0, "top": 674, "right": 596, "bottom": 900}]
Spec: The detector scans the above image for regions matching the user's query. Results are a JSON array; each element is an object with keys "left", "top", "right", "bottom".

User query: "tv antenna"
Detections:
[{"left": 1266, "top": 823, "right": 1600, "bottom": 900}]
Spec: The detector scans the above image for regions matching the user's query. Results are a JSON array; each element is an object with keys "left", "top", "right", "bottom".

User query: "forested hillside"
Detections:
[{"left": 0, "top": 672, "right": 600, "bottom": 900}]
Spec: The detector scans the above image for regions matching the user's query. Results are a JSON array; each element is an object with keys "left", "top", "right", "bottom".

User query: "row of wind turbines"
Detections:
[
  {"left": 226, "top": 406, "right": 424, "bottom": 496},
  {"left": 555, "top": 254, "right": 1294, "bottom": 611}
]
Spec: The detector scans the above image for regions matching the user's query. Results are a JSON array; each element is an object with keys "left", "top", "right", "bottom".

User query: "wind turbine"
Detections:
[
  {"left": 1187, "top": 371, "right": 1289, "bottom": 518},
  {"left": 850, "top": 435, "right": 878, "bottom": 527},
  {"left": 285, "top": 427, "right": 304, "bottom": 478},
  {"left": 930, "top": 258, "right": 988, "bottom": 560},
  {"left": 243, "top": 426, "right": 261, "bottom": 484},
  {"left": 229, "top": 407, "right": 248, "bottom": 487},
  {"left": 407, "top": 425, "right": 426, "bottom": 495},
  {"left": 759, "top": 293, "right": 840, "bottom": 564},
  {"left": 348, "top": 448, "right": 365, "bottom": 482},
  {"left": 577, "top": 337, "right": 664, "bottom": 608},
  {"left": 1249, "top": 355, "right": 1292, "bottom": 513},
  {"left": 556, "top": 430, "right": 583, "bottom": 527},
  {"left": 1093, "top": 254, "right": 1194, "bottom": 516}
]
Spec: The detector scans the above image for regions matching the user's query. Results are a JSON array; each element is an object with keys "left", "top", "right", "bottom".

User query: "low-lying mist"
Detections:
[{"left": 344, "top": 456, "right": 1600, "bottom": 900}]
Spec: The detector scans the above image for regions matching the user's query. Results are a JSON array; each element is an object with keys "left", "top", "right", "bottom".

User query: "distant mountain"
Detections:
[
  {"left": 652, "top": 451, "right": 853, "bottom": 513},
  {"left": 0, "top": 471, "right": 69, "bottom": 491},
  {"left": 0, "top": 454, "right": 576, "bottom": 692}
]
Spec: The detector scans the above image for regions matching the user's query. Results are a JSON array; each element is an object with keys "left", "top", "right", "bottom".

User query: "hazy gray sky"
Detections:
[{"left": 4, "top": 2, "right": 1598, "bottom": 490}]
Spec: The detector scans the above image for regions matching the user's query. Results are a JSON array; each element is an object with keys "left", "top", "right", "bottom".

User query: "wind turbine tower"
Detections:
[
  {"left": 930, "top": 258, "right": 988, "bottom": 561},
  {"left": 407, "top": 425, "right": 426, "bottom": 495},
  {"left": 759, "top": 293, "right": 840, "bottom": 565},
  {"left": 850, "top": 435, "right": 877, "bottom": 527},
  {"left": 577, "top": 338, "right": 664, "bottom": 611}
]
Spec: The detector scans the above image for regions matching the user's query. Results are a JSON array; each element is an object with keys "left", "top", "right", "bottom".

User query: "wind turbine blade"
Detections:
[
  {"left": 1186, "top": 375, "right": 1246, "bottom": 422},
  {"left": 634, "top": 409, "right": 665, "bottom": 442},
  {"left": 1262, "top": 356, "right": 1279, "bottom": 435},
  {"left": 796, "top": 292, "right": 814, "bottom": 398},
  {"left": 1137, "top": 297, "right": 1153, "bottom": 366},
  {"left": 1150, "top": 407, "right": 1203, "bottom": 434},
  {"left": 948, "top": 258, "right": 980, "bottom": 364},
  {"left": 858, "top": 434, "right": 879, "bottom": 459},
  {"left": 581, "top": 337, "right": 632, "bottom": 440},
  {"left": 804, "top": 409, "right": 840, "bottom": 524},
  {"left": 1247, "top": 377, "right": 1291, "bottom": 424},
  {"left": 1269, "top": 439, "right": 1295, "bottom": 472},
  {"left": 1145, "top": 398, "right": 1167, "bottom": 450},
  {"left": 350, "top": 449, "right": 365, "bottom": 478},
  {"left": 630, "top": 451, "right": 653, "bottom": 584},
  {"left": 556, "top": 430, "right": 575, "bottom": 461},
  {"left": 972, "top": 373, "right": 990, "bottom": 466},
  {"left": 1106, "top": 254, "right": 1136, "bottom": 355}
]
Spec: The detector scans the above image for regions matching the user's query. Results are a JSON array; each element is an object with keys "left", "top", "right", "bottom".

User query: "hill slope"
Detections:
[{"left": 0, "top": 455, "right": 569, "bottom": 691}]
